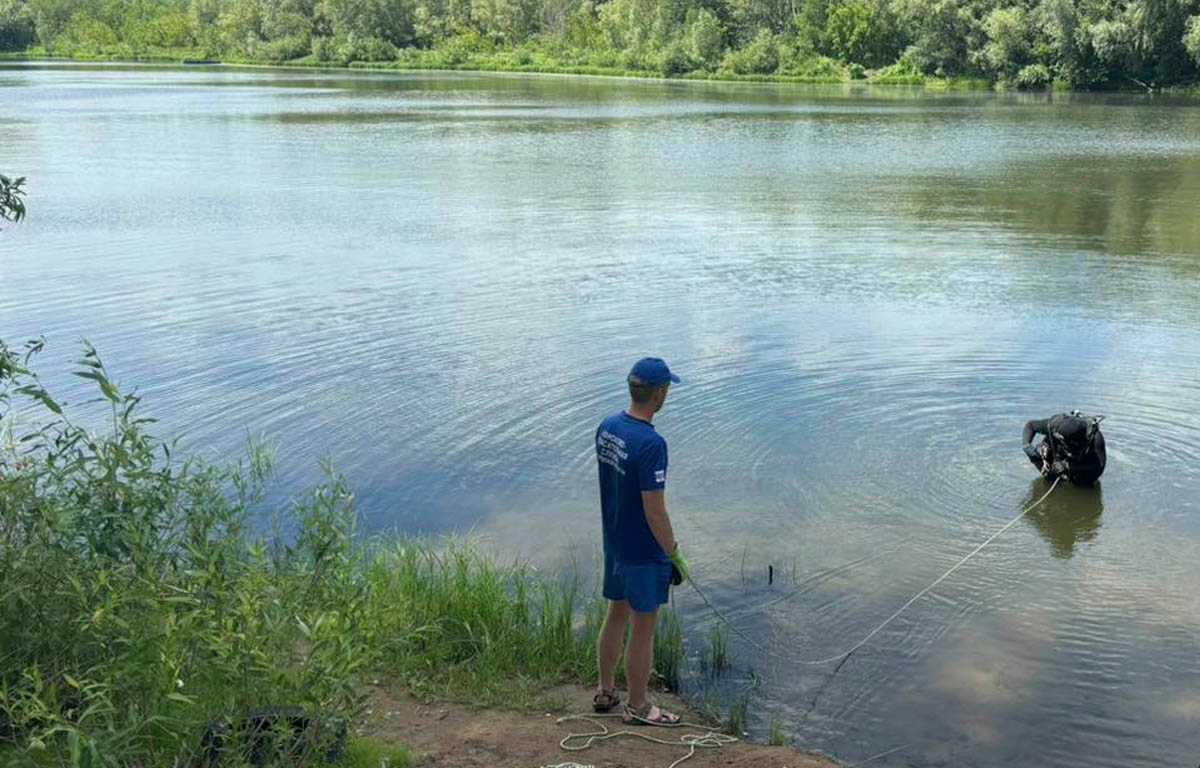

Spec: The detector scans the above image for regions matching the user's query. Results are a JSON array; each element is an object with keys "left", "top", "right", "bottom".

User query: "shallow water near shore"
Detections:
[{"left": 3, "top": 62, "right": 1200, "bottom": 767}]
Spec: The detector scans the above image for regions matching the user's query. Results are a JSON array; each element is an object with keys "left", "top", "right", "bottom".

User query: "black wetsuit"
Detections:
[{"left": 1023, "top": 413, "right": 1106, "bottom": 486}]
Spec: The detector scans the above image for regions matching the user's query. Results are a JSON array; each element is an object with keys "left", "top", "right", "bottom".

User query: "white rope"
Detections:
[
  {"left": 848, "top": 741, "right": 912, "bottom": 766},
  {"left": 554, "top": 713, "right": 737, "bottom": 768},
  {"left": 688, "top": 476, "right": 1063, "bottom": 665}
]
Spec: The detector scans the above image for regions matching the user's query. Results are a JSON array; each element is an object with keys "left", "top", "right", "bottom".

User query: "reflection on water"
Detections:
[
  {"left": 2, "top": 63, "right": 1200, "bottom": 768},
  {"left": 1023, "top": 480, "right": 1104, "bottom": 559}
]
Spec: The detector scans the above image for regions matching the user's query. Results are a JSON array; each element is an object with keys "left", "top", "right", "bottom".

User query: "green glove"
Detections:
[{"left": 669, "top": 544, "right": 689, "bottom": 586}]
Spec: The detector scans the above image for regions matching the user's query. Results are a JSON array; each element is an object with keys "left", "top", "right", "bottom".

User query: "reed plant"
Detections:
[
  {"left": 726, "top": 696, "right": 749, "bottom": 736},
  {"left": 651, "top": 608, "right": 684, "bottom": 692},
  {"left": 768, "top": 715, "right": 786, "bottom": 746},
  {"left": 697, "top": 688, "right": 721, "bottom": 723},
  {"left": 707, "top": 623, "right": 729, "bottom": 674},
  {"left": 0, "top": 339, "right": 599, "bottom": 766}
]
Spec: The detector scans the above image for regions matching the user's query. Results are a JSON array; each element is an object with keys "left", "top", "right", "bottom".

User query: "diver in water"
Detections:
[{"left": 1022, "top": 410, "right": 1107, "bottom": 486}]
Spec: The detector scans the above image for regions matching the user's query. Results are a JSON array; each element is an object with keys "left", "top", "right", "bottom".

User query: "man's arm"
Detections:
[
  {"left": 1023, "top": 418, "right": 1055, "bottom": 473},
  {"left": 1022, "top": 418, "right": 1049, "bottom": 456},
  {"left": 641, "top": 490, "right": 677, "bottom": 557}
]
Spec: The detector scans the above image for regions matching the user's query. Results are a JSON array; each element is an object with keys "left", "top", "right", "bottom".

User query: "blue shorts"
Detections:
[{"left": 602, "top": 554, "right": 672, "bottom": 613}]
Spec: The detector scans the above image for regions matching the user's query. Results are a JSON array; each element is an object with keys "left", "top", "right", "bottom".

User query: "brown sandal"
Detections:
[
  {"left": 622, "top": 702, "right": 681, "bottom": 726},
  {"left": 592, "top": 688, "right": 621, "bottom": 712}
]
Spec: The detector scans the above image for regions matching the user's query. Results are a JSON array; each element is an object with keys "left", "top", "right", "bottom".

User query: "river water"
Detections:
[{"left": 2, "top": 63, "right": 1199, "bottom": 767}]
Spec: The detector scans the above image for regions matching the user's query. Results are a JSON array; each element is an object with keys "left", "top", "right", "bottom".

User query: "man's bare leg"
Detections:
[
  {"left": 625, "top": 608, "right": 658, "bottom": 709},
  {"left": 598, "top": 599, "right": 631, "bottom": 694}
]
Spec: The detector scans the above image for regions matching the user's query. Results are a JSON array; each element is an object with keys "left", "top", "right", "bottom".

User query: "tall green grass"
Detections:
[
  {"left": 704, "top": 623, "right": 729, "bottom": 675},
  {"left": 726, "top": 695, "right": 749, "bottom": 736},
  {"left": 361, "top": 539, "right": 594, "bottom": 705},
  {"left": 0, "top": 339, "right": 599, "bottom": 766},
  {"left": 768, "top": 714, "right": 787, "bottom": 746},
  {"left": 651, "top": 609, "right": 684, "bottom": 692}
]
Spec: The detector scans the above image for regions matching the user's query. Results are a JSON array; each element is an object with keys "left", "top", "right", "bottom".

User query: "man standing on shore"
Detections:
[{"left": 593, "top": 357, "right": 688, "bottom": 726}]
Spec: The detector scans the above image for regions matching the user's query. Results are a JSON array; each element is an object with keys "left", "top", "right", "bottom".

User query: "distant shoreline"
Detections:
[{"left": 8, "top": 52, "right": 1196, "bottom": 94}]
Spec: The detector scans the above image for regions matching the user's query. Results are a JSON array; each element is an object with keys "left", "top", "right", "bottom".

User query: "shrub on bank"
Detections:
[
  {"left": 873, "top": 57, "right": 926, "bottom": 84},
  {"left": 1015, "top": 62, "right": 1052, "bottom": 89},
  {"left": 260, "top": 33, "right": 313, "bottom": 63},
  {"left": 722, "top": 30, "right": 780, "bottom": 75},
  {"left": 0, "top": 339, "right": 600, "bottom": 766}
]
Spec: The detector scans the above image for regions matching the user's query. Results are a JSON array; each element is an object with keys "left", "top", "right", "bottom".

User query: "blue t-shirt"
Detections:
[{"left": 595, "top": 411, "right": 669, "bottom": 565}]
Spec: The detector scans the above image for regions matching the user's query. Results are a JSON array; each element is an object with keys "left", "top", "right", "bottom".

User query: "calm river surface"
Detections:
[{"left": 3, "top": 62, "right": 1200, "bottom": 767}]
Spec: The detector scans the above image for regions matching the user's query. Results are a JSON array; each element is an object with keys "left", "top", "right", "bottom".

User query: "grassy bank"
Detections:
[
  {"left": 1, "top": 47, "right": 1009, "bottom": 91},
  {"left": 0, "top": 338, "right": 694, "bottom": 766}
]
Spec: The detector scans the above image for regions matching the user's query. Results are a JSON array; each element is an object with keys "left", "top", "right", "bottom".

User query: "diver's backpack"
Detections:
[{"left": 1054, "top": 410, "right": 1105, "bottom": 464}]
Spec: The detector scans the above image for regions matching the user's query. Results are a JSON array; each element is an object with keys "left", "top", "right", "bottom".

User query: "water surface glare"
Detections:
[{"left": 3, "top": 63, "right": 1200, "bottom": 768}]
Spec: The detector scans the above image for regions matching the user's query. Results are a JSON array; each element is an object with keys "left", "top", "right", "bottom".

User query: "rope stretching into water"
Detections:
[
  {"left": 687, "top": 476, "right": 1063, "bottom": 667},
  {"left": 544, "top": 479, "right": 1063, "bottom": 768}
]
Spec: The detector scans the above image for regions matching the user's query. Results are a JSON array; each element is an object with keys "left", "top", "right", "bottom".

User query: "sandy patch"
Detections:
[{"left": 359, "top": 681, "right": 842, "bottom": 768}]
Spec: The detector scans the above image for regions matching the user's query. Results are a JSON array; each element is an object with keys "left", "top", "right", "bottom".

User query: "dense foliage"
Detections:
[
  {"left": 1, "top": 0, "right": 1200, "bottom": 85},
  {"left": 0, "top": 338, "right": 601, "bottom": 766}
]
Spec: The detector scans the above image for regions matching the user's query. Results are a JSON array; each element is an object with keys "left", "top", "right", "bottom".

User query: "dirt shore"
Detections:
[{"left": 361, "top": 682, "right": 842, "bottom": 768}]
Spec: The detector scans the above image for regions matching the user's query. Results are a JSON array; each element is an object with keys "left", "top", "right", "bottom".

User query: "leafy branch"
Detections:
[{"left": 0, "top": 174, "right": 26, "bottom": 229}]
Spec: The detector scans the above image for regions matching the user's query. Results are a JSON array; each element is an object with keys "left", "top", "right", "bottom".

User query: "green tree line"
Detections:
[{"left": 2, "top": 0, "right": 1200, "bottom": 86}]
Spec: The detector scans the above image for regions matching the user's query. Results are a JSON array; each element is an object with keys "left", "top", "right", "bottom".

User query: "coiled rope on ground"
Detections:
[{"left": 546, "top": 712, "right": 737, "bottom": 768}]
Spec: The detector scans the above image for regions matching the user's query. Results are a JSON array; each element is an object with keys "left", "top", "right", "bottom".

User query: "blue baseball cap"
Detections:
[{"left": 628, "top": 357, "right": 681, "bottom": 386}]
